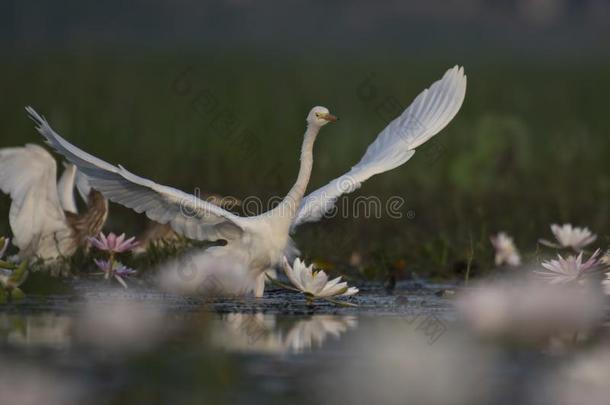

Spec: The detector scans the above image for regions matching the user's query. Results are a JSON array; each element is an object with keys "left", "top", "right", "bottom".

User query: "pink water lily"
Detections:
[
  {"left": 536, "top": 249, "right": 605, "bottom": 285},
  {"left": 114, "top": 263, "right": 137, "bottom": 278},
  {"left": 94, "top": 259, "right": 137, "bottom": 289},
  {"left": 89, "top": 232, "right": 139, "bottom": 253},
  {"left": 94, "top": 258, "right": 113, "bottom": 273}
]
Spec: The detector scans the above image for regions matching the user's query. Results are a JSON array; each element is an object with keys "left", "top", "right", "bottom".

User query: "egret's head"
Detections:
[{"left": 307, "top": 106, "right": 338, "bottom": 127}]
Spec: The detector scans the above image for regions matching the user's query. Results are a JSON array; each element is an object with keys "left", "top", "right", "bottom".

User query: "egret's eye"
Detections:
[{"left": 315, "top": 112, "right": 321, "bottom": 118}]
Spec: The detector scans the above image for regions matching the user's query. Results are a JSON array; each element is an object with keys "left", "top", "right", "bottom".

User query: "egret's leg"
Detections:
[
  {"left": 264, "top": 268, "right": 277, "bottom": 279},
  {"left": 254, "top": 273, "right": 266, "bottom": 298}
]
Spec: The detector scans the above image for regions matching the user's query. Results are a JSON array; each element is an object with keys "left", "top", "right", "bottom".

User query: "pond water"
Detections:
[{"left": 0, "top": 281, "right": 608, "bottom": 405}]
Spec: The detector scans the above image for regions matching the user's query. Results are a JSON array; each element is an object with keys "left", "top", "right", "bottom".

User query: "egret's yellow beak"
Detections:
[{"left": 320, "top": 113, "right": 338, "bottom": 122}]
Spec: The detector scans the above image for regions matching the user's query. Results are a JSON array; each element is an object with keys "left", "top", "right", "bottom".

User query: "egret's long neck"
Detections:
[{"left": 274, "top": 123, "right": 320, "bottom": 224}]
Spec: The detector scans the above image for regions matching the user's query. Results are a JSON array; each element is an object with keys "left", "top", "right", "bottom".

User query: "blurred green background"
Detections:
[{"left": 1, "top": 1, "right": 609, "bottom": 278}]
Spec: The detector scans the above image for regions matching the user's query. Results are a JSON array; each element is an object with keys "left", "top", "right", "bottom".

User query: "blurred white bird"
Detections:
[
  {"left": 0, "top": 144, "right": 108, "bottom": 262},
  {"left": 28, "top": 65, "right": 466, "bottom": 295}
]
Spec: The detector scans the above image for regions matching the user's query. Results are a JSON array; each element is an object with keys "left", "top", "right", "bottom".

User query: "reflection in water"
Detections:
[
  {"left": 1, "top": 300, "right": 168, "bottom": 352},
  {"left": 0, "top": 306, "right": 609, "bottom": 405},
  {"left": 0, "top": 310, "right": 357, "bottom": 355},
  {"left": 210, "top": 313, "right": 358, "bottom": 354},
  {"left": 284, "top": 315, "right": 358, "bottom": 353},
  {"left": 75, "top": 299, "right": 166, "bottom": 351},
  {"left": 0, "top": 313, "right": 73, "bottom": 349}
]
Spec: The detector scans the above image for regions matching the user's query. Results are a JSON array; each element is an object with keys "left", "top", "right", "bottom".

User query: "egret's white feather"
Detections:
[
  {"left": 57, "top": 163, "right": 78, "bottom": 214},
  {"left": 292, "top": 66, "right": 466, "bottom": 229},
  {"left": 27, "top": 107, "right": 248, "bottom": 242},
  {"left": 74, "top": 168, "right": 92, "bottom": 203},
  {"left": 157, "top": 247, "right": 258, "bottom": 297},
  {"left": 0, "top": 144, "right": 74, "bottom": 259}
]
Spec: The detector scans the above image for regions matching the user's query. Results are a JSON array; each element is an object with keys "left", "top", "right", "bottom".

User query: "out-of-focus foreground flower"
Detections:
[
  {"left": 539, "top": 224, "right": 597, "bottom": 251},
  {"left": 314, "top": 318, "right": 499, "bottom": 405},
  {"left": 282, "top": 257, "right": 358, "bottom": 301},
  {"left": 455, "top": 279, "right": 604, "bottom": 344},
  {"left": 543, "top": 347, "right": 610, "bottom": 405},
  {"left": 0, "top": 361, "right": 86, "bottom": 405},
  {"left": 490, "top": 232, "right": 521, "bottom": 266},
  {"left": 602, "top": 273, "right": 610, "bottom": 295}
]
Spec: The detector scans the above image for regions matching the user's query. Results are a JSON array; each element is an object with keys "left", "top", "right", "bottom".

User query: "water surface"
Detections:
[{"left": 0, "top": 281, "right": 607, "bottom": 405}]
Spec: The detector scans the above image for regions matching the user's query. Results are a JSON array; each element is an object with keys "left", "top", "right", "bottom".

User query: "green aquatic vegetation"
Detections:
[
  {"left": 0, "top": 260, "right": 29, "bottom": 303},
  {"left": 136, "top": 237, "right": 197, "bottom": 269}
]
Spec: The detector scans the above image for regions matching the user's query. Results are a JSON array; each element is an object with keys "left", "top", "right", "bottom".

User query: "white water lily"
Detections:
[
  {"left": 490, "top": 232, "right": 521, "bottom": 266},
  {"left": 539, "top": 224, "right": 597, "bottom": 251},
  {"left": 282, "top": 257, "right": 358, "bottom": 299},
  {"left": 536, "top": 249, "right": 603, "bottom": 285}
]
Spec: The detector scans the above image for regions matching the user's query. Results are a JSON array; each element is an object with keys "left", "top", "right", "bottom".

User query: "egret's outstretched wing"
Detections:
[
  {"left": 26, "top": 107, "right": 246, "bottom": 241},
  {"left": 57, "top": 163, "right": 78, "bottom": 214},
  {"left": 292, "top": 66, "right": 466, "bottom": 229},
  {"left": 74, "top": 167, "right": 92, "bottom": 202},
  {"left": 0, "top": 144, "right": 72, "bottom": 257}
]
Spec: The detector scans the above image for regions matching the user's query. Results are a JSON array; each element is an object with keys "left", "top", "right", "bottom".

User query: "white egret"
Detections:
[
  {"left": 0, "top": 144, "right": 108, "bottom": 262},
  {"left": 27, "top": 65, "right": 466, "bottom": 295}
]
